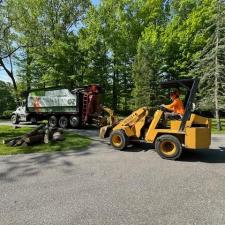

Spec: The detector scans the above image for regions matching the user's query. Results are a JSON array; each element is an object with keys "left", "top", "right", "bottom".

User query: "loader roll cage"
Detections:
[{"left": 160, "top": 78, "right": 199, "bottom": 132}]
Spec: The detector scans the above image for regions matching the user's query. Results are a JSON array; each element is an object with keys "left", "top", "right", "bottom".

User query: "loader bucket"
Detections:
[{"left": 99, "top": 125, "right": 113, "bottom": 139}]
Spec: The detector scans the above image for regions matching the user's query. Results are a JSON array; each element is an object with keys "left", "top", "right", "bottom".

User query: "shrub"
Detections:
[{"left": 2, "top": 110, "right": 14, "bottom": 119}]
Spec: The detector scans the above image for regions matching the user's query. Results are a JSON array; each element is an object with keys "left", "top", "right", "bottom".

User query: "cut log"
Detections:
[
  {"left": 49, "top": 127, "right": 58, "bottom": 138},
  {"left": 44, "top": 128, "right": 50, "bottom": 144},
  {"left": 52, "top": 132, "right": 65, "bottom": 141},
  {"left": 7, "top": 140, "right": 17, "bottom": 147},
  {"left": 25, "top": 124, "right": 46, "bottom": 138},
  {"left": 4, "top": 123, "right": 64, "bottom": 147},
  {"left": 49, "top": 127, "right": 58, "bottom": 132},
  {"left": 37, "top": 130, "right": 45, "bottom": 135},
  {"left": 3, "top": 136, "right": 22, "bottom": 145},
  {"left": 24, "top": 134, "right": 45, "bottom": 145},
  {"left": 57, "top": 128, "right": 64, "bottom": 133},
  {"left": 12, "top": 124, "right": 46, "bottom": 147},
  {"left": 14, "top": 139, "right": 25, "bottom": 147},
  {"left": 21, "top": 142, "right": 28, "bottom": 147}
]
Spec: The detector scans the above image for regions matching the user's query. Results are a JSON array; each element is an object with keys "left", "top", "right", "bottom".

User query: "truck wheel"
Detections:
[
  {"left": 30, "top": 117, "right": 37, "bottom": 124},
  {"left": 70, "top": 116, "right": 80, "bottom": 128},
  {"left": 110, "top": 130, "right": 129, "bottom": 150},
  {"left": 48, "top": 115, "right": 58, "bottom": 128},
  {"left": 155, "top": 135, "right": 182, "bottom": 160},
  {"left": 11, "top": 115, "right": 19, "bottom": 125},
  {"left": 59, "top": 116, "right": 68, "bottom": 129}
]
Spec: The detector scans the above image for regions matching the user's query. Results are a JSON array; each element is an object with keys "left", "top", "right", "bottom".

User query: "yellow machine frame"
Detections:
[
  {"left": 100, "top": 79, "right": 212, "bottom": 160},
  {"left": 112, "top": 107, "right": 211, "bottom": 150}
]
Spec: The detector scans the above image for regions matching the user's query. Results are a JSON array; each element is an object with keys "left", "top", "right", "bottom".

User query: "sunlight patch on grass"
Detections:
[{"left": 211, "top": 118, "right": 225, "bottom": 134}]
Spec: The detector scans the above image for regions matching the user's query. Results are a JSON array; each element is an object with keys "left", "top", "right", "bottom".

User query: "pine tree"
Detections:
[
  {"left": 132, "top": 43, "right": 161, "bottom": 109},
  {"left": 194, "top": 0, "right": 225, "bottom": 130}
]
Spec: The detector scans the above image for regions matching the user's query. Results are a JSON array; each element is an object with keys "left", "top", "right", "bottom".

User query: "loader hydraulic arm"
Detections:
[{"left": 102, "top": 106, "right": 118, "bottom": 126}]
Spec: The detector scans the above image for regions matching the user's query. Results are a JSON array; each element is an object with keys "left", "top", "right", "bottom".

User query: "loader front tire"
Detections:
[
  {"left": 110, "top": 130, "right": 128, "bottom": 150},
  {"left": 155, "top": 135, "right": 182, "bottom": 160}
]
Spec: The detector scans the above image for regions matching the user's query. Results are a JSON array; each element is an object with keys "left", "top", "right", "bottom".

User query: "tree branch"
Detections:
[
  {"left": 9, "top": 53, "right": 13, "bottom": 74},
  {"left": 0, "top": 46, "right": 23, "bottom": 60},
  {"left": 0, "top": 44, "right": 36, "bottom": 60},
  {"left": 0, "top": 58, "right": 12, "bottom": 78}
]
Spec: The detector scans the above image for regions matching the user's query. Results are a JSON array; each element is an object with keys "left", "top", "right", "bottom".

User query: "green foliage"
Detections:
[
  {"left": 2, "top": 110, "right": 13, "bottom": 119},
  {"left": 0, "top": 0, "right": 225, "bottom": 130},
  {"left": 7, "top": 0, "right": 91, "bottom": 88},
  {"left": 79, "top": 0, "right": 150, "bottom": 110},
  {"left": 0, "top": 81, "right": 16, "bottom": 114},
  {"left": 190, "top": 0, "right": 225, "bottom": 130},
  {"left": 133, "top": 40, "right": 161, "bottom": 108}
]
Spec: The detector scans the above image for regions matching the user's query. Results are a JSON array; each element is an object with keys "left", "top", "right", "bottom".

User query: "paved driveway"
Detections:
[{"left": 0, "top": 126, "right": 225, "bottom": 225}]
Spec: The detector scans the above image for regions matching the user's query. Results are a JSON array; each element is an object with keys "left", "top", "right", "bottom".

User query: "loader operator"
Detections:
[{"left": 161, "top": 90, "right": 185, "bottom": 123}]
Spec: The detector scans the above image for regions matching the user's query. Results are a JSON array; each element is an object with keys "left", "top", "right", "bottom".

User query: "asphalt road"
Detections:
[{"left": 0, "top": 124, "right": 225, "bottom": 225}]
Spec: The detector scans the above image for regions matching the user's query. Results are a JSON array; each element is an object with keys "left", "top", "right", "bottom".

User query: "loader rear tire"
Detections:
[
  {"left": 155, "top": 135, "right": 182, "bottom": 160},
  {"left": 110, "top": 130, "right": 128, "bottom": 150}
]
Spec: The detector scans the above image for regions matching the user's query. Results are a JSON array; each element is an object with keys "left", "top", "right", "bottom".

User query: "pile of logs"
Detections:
[{"left": 3, "top": 124, "right": 64, "bottom": 147}]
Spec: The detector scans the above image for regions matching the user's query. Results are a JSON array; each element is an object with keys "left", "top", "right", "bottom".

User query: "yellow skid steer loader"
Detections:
[{"left": 100, "top": 79, "right": 211, "bottom": 160}]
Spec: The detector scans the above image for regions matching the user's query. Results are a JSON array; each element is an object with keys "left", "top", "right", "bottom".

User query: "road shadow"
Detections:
[
  {"left": 123, "top": 143, "right": 225, "bottom": 163},
  {"left": 0, "top": 147, "right": 94, "bottom": 182},
  {"left": 124, "top": 143, "right": 155, "bottom": 153},
  {"left": 180, "top": 147, "right": 225, "bottom": 163}
]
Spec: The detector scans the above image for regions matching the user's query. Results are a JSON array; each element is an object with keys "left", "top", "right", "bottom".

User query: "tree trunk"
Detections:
[
  {"left": 214, "top": 17, "right": 222, "bottom": 131},
  {"left": 124, "top": 70, "right": 128, "bottom": 112},
  {"left": 0, "top": 58, "right": 20, "bottom": 106},
  {"left": 112, "top": 59, "right": 118, "bottom": 111},
  {"left": 26, "top": 48, "right": 32, "bottom": 91}
]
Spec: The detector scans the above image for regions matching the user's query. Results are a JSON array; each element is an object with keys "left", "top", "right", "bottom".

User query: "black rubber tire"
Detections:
[
  {"left": 155, "top": 135, "right": 182, "bottom": 160},
  {"left": 11, "top": 114, "right": 19, "bottom": 125},
  {"left": 48, "top": 115, "right": 58, "bottom": 128},
  {"left": 110, "top": 130, "right": 129, "bottom": 150},
  {"left": 59, "top": 116, "right": 68, "bottom": 129},
  {"left": 30, "top": 117, "right": 37, "bottom": 124},
  {"left": 69, "top": 116, "right": 80, "bottom": 128}
]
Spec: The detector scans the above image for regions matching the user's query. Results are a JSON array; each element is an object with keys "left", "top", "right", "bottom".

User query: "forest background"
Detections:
[{"left": 0, "top": 0, "right": 225, "bottom": 130}]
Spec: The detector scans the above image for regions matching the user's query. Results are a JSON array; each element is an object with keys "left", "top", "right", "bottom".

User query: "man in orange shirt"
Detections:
[{"left": 161, "top": 90, "right": 185, "bottom": 122}]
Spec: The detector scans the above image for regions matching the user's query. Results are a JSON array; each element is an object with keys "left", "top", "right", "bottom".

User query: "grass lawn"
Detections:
[
  {"left": 211, "top": 118, "right": 225, "bottom": 134},
  {"left": 0, "top": 119, "right": 8, "bottom": 122},
  {"left": 0, "top": 125, "right": 91, "bottom": 155}
]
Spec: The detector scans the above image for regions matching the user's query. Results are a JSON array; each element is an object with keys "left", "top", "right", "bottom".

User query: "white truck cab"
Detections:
[{"left": 11, "top": 101, "right": 35, "bottom": 124}]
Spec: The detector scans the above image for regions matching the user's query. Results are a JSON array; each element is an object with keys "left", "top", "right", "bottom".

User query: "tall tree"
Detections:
[
  {"left": 0, "top": 1, "right": 21, "bottom": 104},
  {"left": 0, "top": 81, "right": 16, "bottom": 114},
  {"left": 8, "top": 0, "right": 91, "bottom": 89},
  {"left": 133, "top": 42, "right": 160, "bottom": 108},
  {"left": 192, "top": 0, "right": 225, "bottom": 130},
  {"left": 80, "top": 0, "right": 149, "bottom": 111},
  {"left": 132, "top": 0, "right": 167, "bottom": 108},
  {"left": 160, "top": 0, "right": 212, "bottom": 77}
]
